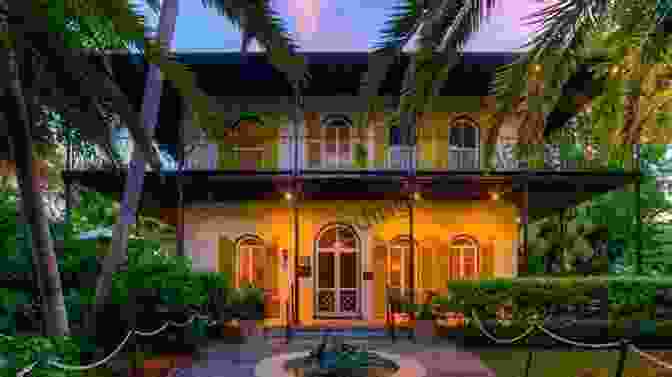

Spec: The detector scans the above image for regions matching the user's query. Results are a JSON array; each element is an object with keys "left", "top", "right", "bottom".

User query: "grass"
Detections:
[{"left": 471, "top": 348, "right": 665, "bottom": 377}]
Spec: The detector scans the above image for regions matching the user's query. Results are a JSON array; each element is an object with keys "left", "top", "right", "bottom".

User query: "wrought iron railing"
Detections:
[{"left": 66, "top": 137, "right": 639, "bottom": 172}]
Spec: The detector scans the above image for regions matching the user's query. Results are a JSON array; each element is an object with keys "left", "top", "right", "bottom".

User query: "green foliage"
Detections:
[
  {"left": 0, "top": 334, "right": 85, "bottom": 377},
  {"left": 69, "top": 191, "right": 117, "bottom": 236},
  {"left": 354, "top": 143, "right": 368, "bottom": 168},
  {"left": 228, "top": 282, "right": 265, "bottom": 320},
  {"left": 112, "top": 239, "right": 206, "bottom": 308},
  {"left": 439, "top": 276, "right": 672, "bottom": 323},
  {"left": 0, "top": 190, "right": 19, "bottom": 259}
]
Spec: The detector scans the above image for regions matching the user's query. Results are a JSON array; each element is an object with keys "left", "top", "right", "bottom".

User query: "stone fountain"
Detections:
[{"left": 255, "top": 332, "right": 426, "bottom": 377}]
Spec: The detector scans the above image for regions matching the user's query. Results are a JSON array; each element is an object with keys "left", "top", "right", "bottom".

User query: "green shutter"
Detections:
[
  {"left": 218, "top": 237, "right": 235, "bottom": 283},
  {"left": 480, "top": 242, "right": 494, "bottom": 278},
  {"left": 269, "top": 141, "right": 278, "bottom": 170},
  {"left": 218, "top": 142, "right": 238, "bottom": 169}
]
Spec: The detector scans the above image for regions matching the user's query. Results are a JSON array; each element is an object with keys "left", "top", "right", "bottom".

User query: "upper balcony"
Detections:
[{"left": 74, "top": 134, "right": 639, "bottom": 174}]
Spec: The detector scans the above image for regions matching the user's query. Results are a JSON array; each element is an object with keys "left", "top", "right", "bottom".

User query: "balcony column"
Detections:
[
  {"left": 522, "top": 177, "right": 529, "bottom": 275},
  {"left": 177, "top": 98, "right": 185, "bottom": 258},
  {"left": 635, "top": 143, "right": 642, "bottom": 274},
  {"left": 292, "top": 81, "right": 302, "bottom": 323}
]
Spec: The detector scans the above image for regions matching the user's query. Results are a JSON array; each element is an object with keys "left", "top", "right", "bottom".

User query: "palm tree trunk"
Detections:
[
  {"left": 88, "top": 0, "right": 179, "bottom": 337},
  {"left": 0, "top": 0, "right": 69, "bottom": 336}
]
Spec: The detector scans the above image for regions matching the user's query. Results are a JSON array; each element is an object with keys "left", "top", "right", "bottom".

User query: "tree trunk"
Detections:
[
  {"left": 88, "top": 0, "right": 179, "bottom": 338},
  {"left": 0, "top": 0, "right": 70, "bottom": 336}
]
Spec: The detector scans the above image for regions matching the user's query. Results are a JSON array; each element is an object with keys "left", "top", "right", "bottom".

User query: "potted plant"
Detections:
[
  {"left": 235, "top": 283, "right": 265, "bottom": 342},
  {"left": 414, "top": 303, "right": 436, "bottom": 343},
  {"left": 354, "top": 143, "right": 368, "bottom": 168}
]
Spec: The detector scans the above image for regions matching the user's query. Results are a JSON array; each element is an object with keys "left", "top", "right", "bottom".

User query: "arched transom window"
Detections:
[{"left": 448, "top": 117, "right": 479, "bottom": 170}]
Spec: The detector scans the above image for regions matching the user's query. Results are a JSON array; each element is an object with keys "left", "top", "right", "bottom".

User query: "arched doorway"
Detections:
[{"left": 314, "top": 224, "right": 361, "bottom": 317}]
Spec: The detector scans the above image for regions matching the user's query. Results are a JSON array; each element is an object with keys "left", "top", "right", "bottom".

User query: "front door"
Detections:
[{"left": 315, "top": 225, "right": 360, "bottom": 317}]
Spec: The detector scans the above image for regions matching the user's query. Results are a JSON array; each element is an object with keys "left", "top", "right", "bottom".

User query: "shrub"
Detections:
[
  {"left": 439, "top": 276, "right": 672, "bottom": 322},
  {"left": 0, "top": 334, "right": 86, "bottom": 377}
]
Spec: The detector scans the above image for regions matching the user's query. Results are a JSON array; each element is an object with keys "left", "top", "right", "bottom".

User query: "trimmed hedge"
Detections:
[{"left": 434, "top": 276, "right": 672, "bottom": 321}]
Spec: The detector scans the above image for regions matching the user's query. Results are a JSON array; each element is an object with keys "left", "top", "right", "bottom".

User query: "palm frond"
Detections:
[
  {"left": 144, "top": 0, "right": 161, "bottom": 14},
  {"left": 203, "top": 0, "right": 308, "bottom": 85},
  {"left": 357, "top": 0, "right": 427, "bottom": 128},
  {"left": 13, "top": 0, "right": 163, "bottom": 171}
]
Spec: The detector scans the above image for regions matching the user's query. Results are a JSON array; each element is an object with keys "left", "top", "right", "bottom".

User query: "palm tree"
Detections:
[
  {"left": 0, "top": 0, "right": 70, "bottom": 336},
  {"left": 76, "top": 0, "right": 309, "bottom": 339},
  {"left": 357, "top": 0, "right": 499, "bottom": 154},
  {"left": 3, "top": 0, "right": 308, "bottom": 337},
  {"left": 490, "top": 0, "right": 672, "bottom": 275},
  {"left": 490, "top": 0, "right": 672, "bottom": 164}
]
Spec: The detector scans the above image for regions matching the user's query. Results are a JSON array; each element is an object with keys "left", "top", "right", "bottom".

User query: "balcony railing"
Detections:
[{"left": 66, "top": 137, "right": 638, "bottom": 173}]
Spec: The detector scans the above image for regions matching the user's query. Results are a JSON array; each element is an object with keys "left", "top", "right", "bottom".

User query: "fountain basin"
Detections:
[{"left": 255, "top": 351, "right": 427, "bottom": 377}]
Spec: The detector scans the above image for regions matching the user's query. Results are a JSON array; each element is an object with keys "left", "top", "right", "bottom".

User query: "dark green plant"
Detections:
[
  {"left": 0, "top": 334, "right": 85, "bottom": 377},
  {"left": 230, "top": 283, "right": 265, "bottom": 320},
  {"left": 354, "top": 143, "right": 368, "bottom": 168},
  {"left": 416, "top": 303, "right": 434, "bottom": 320}
]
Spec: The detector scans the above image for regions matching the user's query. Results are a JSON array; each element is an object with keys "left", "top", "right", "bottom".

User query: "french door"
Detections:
[{"left": 315, "top": 226, "right": 360, "bottom": 317}]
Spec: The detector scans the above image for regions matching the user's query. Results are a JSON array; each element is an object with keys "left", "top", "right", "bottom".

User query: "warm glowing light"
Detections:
[
  {"left": 413, "top": 192, "right": 422, "bottom": 201},
  {"left": 490, "top": 192, "right": 500, "bottom": 201},
  {"left": 531, "top": 64, "right": 542, "bottom": 73},
  {"left": 284, "top": 192, "right": 293, "bottom": 201},
  {"left": 516, "top": 217, "right": 521, "bottom": 224},
  {"left": 610, "top": 66, "right": 620, "bottom": 75}
]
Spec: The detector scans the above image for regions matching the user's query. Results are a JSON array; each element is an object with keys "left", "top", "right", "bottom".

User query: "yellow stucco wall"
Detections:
[{"left": 183, "top": 198, "right": 519, "bottom": 322}]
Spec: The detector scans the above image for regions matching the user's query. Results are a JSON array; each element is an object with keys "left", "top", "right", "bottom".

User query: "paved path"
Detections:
[{"left": 173, "top": 336, "right": 495, "bottom": 377}]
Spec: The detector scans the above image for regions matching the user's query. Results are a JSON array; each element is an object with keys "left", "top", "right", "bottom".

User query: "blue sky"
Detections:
[{"left": 135, "top": 0, "right": 546, "bottom": 52}]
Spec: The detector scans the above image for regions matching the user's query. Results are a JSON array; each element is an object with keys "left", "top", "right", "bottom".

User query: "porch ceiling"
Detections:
[{"left": 63, "top": 170, "right": 639, "bottom": 222}]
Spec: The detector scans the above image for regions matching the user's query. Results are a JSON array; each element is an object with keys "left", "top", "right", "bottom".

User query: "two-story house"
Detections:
[{"left": 63, "top": 51, "right": 640, "bottom": 326}]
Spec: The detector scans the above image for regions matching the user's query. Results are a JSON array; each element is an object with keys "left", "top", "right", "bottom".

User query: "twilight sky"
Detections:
[{"left": 136, "top": 0, "right": 547, "bottom": 52}]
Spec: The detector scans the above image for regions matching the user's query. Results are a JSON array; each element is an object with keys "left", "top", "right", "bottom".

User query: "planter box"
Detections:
[
  {"left": 141, "top": 354, "right": 192, "bottom": 377},
  {"left": 414, "top": 320, "right": 435, "bottom": 344},
  {"left": 239, "top": 319, "right": 264, "bottom": 342}
]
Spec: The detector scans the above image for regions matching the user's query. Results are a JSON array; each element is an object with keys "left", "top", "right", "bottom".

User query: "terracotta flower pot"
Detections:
[{"left": 221, "top": 320, "right": 243, "bottom": 339}]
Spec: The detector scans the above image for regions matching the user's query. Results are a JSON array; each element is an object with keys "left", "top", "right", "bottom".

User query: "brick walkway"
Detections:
[{"left": 172, "top": 337, "right": 495, "bottom": 377}]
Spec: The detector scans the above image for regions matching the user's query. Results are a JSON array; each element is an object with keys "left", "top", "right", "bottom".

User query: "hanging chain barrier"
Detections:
[
  {"left": 14, "top": 310, "right": 229, "bottom": 377},
  {"left": 469, "top": 308, "right": 672, "bottom": 377}
]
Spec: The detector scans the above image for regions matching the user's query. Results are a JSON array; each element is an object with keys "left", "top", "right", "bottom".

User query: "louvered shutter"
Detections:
[
  {"left": 437, "top": 241, "right": 451, "bottom": 286},
  {"left": 420, "top": 240, "right": 434, "bottom": 290},
  {"left": 448, "top": 244, "right": 460, "bottom": 280},
  {"left": 306, "top": 112, "right": 322, "bottom": 168},
  {"left": 374, "top": 123, "right": 388, "bottom": 168},
  {"left": 218, "top": 237, "right": 235, "bottom": 285},
  {"left": 265, "top": 242, "right": 280, "bottom": 318},
  {"left": 373, "top": 241, "right": 388, "bottom": 319},
  {"left": 480, "top": 240, "right": 495, "bottom": 278}
]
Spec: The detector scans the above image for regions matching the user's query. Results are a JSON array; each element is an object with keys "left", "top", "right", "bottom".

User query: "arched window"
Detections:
[
  {"left": 449, "top": 236, "right": 479, "bottom": 279},
  {"left": 315, "top": 224, "right": 360, "bottom": 316},
  {"left": 448, "top": 117, "right": 479, "bottom": 170},
  {"left": 231, "top": 115, "right": 267, "bottom": 169},
  {"left": 306, "top": 114, "right": 357, "bottom": 169},
  {"left": 236, "top": 235, "right": 266, "bottom": 288}
]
